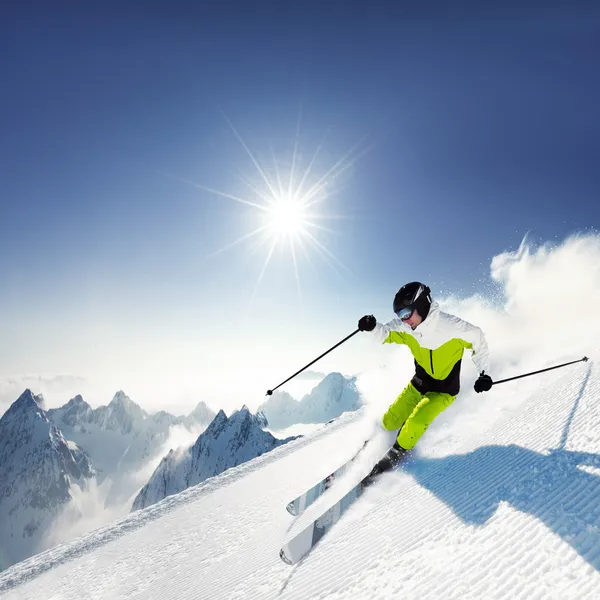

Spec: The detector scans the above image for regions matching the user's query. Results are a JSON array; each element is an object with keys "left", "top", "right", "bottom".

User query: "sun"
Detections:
[
  {"left": 265, "top": 193, "right": 307, "bottom": 237},
  {"left": 176, "top": 115, "right": 370, "bottom": 300}
]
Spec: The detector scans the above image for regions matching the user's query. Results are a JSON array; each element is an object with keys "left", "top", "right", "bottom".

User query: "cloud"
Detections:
[
  {"left": 128, "top": 423, "right": 204, "bottom": 495},
  {"left": 40, "top": 478, "right": 128, "bottom": 554}
]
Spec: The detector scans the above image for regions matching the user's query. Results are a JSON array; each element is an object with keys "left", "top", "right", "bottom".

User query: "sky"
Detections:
[{"left": 1, "top": 3, "right": 600, "bottom": 416}]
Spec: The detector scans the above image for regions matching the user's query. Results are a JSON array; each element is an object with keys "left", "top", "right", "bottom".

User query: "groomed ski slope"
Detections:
[{"left": 1, "top": 360, "right": 599, "bottom": 599}]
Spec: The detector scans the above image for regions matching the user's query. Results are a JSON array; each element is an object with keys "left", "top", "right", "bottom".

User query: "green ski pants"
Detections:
[{"left": 381, "top": 382, "right": 455, "bottom": 450}]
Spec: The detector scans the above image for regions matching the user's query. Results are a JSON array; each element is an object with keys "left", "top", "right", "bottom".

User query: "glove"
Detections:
[
  {"left": 474, "top": 372, "right": 493, "bottom": 393},
  {"left": 358, "top": 314, "right": 376, "bottom": 332}
]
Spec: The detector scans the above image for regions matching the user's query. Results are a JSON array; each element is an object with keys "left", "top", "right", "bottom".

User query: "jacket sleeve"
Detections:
[
  {"left": 445, "top": 314, "right": 491, "bottom": 375},
  {"left": 371, "top": 318, "right": 409, "bottom": 345}
]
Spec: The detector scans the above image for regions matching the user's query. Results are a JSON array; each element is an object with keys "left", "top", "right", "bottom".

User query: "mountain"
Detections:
[
  {"left": 180, "top": 401, "right": 216, "bottom": 429},
  {"left": 48, "top": 392, "right": 167, "bottom": 483},
  {"left": 94, "top": 390, "right": 148, "bottom": 435},
  {"left": 257, "top": 372, "right": 362, "bottom": 430},
  {"left": 0, "top": 390, "right": 95, "bottom": 571},
  {"left": 46, "top": 392, "right": 216, "bottom": 506},
  {"left": 48, "top": 390, "right": 153, "bottom": 440},
  {"left": 131, "top": 406, "right": 295, "bottom": 510}
]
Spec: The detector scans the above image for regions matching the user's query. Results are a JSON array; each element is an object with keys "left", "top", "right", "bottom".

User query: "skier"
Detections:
[{"left": 358, "top": 282, "right": 493, "bottom": 478}]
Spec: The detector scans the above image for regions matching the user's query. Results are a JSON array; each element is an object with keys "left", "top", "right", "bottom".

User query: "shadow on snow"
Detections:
[
  {"left": 406, "top": 445, "right": 600, "bottom": 571},
  {"left": 406, "top": 366, "right": 599, "bottom": 571}
]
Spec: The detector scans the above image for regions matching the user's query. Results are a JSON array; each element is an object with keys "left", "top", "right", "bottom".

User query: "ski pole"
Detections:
[
  {"left": 266, "top": 329, "right": 360, "bottom": 395},
  {"left": 492, "top": 356, "right": 589, "bottom": 386}
]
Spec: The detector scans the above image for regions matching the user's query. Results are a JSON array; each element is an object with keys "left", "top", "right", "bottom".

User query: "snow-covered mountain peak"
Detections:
[
  {"left": 231, "top": 405, "right": 252, "bottom": 420},
  {"left": 65, "top": 394, "right": 89, "bottom": 408},
  {"left": 271, "top": 389, "right": 296, "bottom": 404},
  {"left": 184, "top": 401, "right": 216, "bottom": 427},
  {"left": 108, "top": 390, "right": 145, "bottom": 416},
  {"left": 103, "top": 391, "right": 147, "bottom": 434},
  {"left": 257, "top": 372, "right": 362, "bottom": 430},
  {"left": 151, "top": 410, "right": 177, "bottom": 426},
  {"left": 109, "top": 390, "right": 133, "bottom": 406},
  {"left": 131, "top": 407, "right": 297, "bottom": 511},
  {"left": 204, "top": 409, "right": 228, "bottom": 436},
  {"left": 314, "top": 371, "right": 351, "bottom": 389},
  {"left": 257, "top": 390, "right": 297, "bottom": 416},
  {"left": 307, "top": 371, "right": 358, "bottom": 400},
  {"left": 0, "top": 392, "right": 95, "bottom": 477},
  {"left": 202, "top": 407, "right": 265, "bottom": 444},
  {"left": 0, "top": 391, "right": 95, "bottom": 570},
  {"left": 49, "top": 391, "right": 148, "bottom": 434},
  {"left": 53, "top": 395, "right": 93, "bottom": 427},
  {"left": 1, "top": 390, "right": 51, "bottom": 443},
  {"left": 7, "top": 389, "right": 44, "bottom": 416}
]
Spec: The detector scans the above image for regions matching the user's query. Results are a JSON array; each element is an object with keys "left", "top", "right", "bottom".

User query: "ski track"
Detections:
[{"left": 1, "top": 362, "right": 599, "bottom": 599}]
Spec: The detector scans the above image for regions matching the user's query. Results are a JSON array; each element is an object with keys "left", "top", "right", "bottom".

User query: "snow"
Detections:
[
  {"left": 0, "top": 359, "right": 598, "bottom": 599},
  {"left": 266, "top": 422, "right": 326, "bottom": 439}
]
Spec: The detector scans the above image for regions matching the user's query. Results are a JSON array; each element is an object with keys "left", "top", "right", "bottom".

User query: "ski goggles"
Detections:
[{"left": 396, "top": 306, "right": 415, "bottom": 321}]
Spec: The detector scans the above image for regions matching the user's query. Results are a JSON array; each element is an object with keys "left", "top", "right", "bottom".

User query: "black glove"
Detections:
[
  {"left": 474, "top": 372, "right": 493, "bottom": 393},
  {"left": 358, "top": 315, "right": 376, "bottom": 332}
]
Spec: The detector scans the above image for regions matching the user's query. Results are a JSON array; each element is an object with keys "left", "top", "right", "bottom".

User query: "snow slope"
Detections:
[{"left": 0, "top": 359, "right": 598, "bottom": 599}]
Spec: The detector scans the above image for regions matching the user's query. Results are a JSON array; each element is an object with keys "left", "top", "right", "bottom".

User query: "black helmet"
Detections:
[{"left": 393, "top": 282, "right": 432, "bottom": 320}]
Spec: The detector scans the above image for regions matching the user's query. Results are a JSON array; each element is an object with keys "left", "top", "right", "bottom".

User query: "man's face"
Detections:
[{"left": 403, "top": 309, "right": 423, "bottom": 330}]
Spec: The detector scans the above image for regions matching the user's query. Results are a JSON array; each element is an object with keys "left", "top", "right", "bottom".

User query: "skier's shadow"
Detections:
[
  {"left": 404, "top": 368, "right": 600, "bottom": 571},
  {"left": 406, "top": 446, "right": 600, "bottom": 570}
]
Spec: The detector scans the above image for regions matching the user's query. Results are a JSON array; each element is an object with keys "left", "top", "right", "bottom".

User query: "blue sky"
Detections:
[{"left": 1, "top": 4, "right": 599, "bottom": 414}]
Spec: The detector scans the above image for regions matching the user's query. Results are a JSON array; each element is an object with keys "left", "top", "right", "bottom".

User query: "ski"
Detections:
[
  {"left": 280, "top": 464, "right": 384, "bottom": 565},
  {"left": 285, "top": 440, "right": 369, "bottom": 516}
]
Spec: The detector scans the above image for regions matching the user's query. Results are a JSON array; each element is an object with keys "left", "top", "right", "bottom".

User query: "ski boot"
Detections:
[{"left": 362, "top": 441, "right": 408, "bottom": 488}]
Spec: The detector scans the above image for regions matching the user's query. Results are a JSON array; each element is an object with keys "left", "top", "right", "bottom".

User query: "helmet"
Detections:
[{"left": 393, "top": 282, "right": 432, "bottom": 320}]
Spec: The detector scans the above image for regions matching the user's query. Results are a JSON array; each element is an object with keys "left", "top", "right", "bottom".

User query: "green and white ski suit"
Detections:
[{"left": 370, "top": 301, "right": 490, "bottom": 450}]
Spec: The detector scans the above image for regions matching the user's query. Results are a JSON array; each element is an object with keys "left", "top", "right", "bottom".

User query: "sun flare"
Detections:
[{"left": 180, "top": 115, "right": 370, "bottom": 300}]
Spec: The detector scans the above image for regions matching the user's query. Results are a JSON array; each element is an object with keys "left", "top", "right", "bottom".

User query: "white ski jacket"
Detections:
[{"left": 371, "top": 301, "right": 491, "bottom": 380}]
